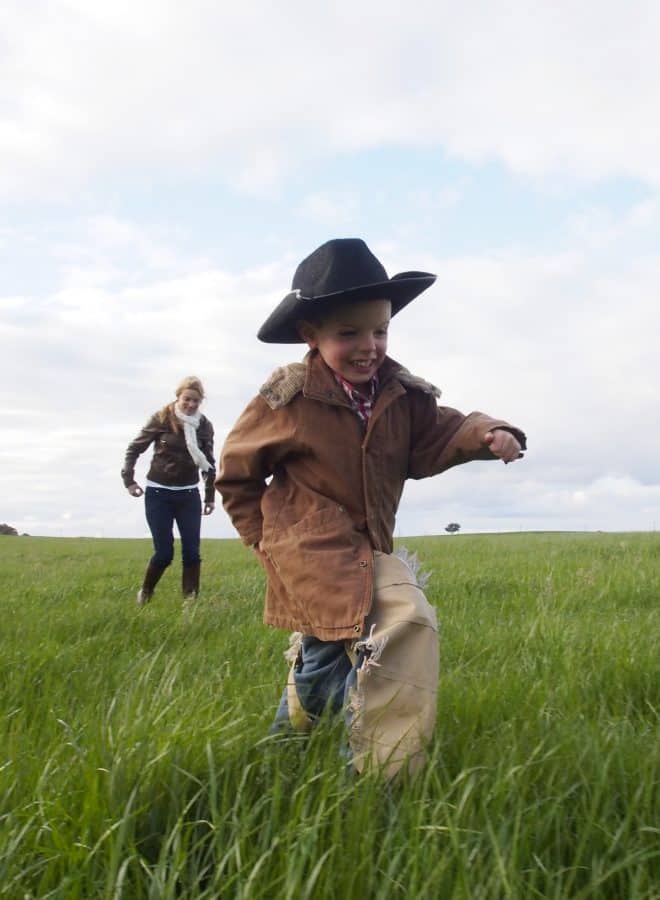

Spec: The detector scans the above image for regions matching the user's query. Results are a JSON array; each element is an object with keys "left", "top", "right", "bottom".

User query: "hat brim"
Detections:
[{"left": 257, "top": 271, "right": 436, "bottom": 343}]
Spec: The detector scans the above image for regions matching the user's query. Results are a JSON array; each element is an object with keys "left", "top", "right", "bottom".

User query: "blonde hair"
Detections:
[
  {"left": 175, "top": 375, "right": 205, "bottom": 400},
  {"left": 158, "top": 376, "right": 205, "bottom": 428}
]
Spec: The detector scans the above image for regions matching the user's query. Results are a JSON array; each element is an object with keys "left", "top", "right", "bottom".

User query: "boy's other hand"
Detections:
[{"left": 484, "top": 430, "right": 523, "bottom": 464}]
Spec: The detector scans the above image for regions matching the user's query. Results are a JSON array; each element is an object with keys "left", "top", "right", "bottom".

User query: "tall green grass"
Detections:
[{"left": 1, "top": 533, "right": 658, "bottom": 898}]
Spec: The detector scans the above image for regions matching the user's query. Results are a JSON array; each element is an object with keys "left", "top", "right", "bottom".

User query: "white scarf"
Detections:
[{"left": 174, "top": 405, "right": 212, "bottom": 473}]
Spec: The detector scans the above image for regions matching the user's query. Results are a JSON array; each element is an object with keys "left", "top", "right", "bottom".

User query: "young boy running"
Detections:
[{"left": 216, "top": 238, "right": 526, "bottom": 776}]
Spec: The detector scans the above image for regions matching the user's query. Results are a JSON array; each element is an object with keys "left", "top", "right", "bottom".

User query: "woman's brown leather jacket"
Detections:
[{"left": 122, "top": 408, "right": 215, "bottom": 503}]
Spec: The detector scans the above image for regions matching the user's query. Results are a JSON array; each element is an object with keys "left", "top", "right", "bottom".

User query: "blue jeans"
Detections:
[
  {"left": 144, "top": 487, "right": 201, "bottom": 568},
  {"left": 272, "top": 636, "right": 354, "bottom": 729}
]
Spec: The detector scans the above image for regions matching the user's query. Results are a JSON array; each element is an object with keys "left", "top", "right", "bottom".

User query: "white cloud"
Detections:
[
  {"left": 568, "top": 197, "right": 660, "bottom": 250},
  {"left": 400, "top": 470, "right": 660, "bottom": 536},
  {"left": 2, "top": 1, "right": 660, "bottom": 197},
  {"left": 298, "top": 192, "right": 360, "bottom": 226},
  {"left": 2, "top": 2, "right": 659, "bottom": 539},
  {"left": 2, "top": 195, "right": 659, "bottom": 537}
]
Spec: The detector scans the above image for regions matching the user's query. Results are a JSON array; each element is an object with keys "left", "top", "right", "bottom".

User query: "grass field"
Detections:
[{"left": 0, "top": 532, "right": 658, "bottom": 899}]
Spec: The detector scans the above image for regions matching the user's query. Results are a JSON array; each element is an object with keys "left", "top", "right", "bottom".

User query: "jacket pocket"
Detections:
[{"left": 266, "top": 505, "right": 372, "bottom": 631}]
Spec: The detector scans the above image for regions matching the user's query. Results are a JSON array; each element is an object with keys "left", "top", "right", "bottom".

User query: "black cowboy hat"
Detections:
[{"left": 257, "top": 238, "right": 436, "bottom": 343}]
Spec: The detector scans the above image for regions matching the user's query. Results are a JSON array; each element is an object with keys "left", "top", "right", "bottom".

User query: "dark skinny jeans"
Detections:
[{"left": 144, "top": 486, "right": 201, "bottom": 568}]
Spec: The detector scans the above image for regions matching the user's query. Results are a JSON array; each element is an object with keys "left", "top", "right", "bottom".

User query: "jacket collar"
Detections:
[{"left": 302, "top": 350, "right": 404, "bottom": 406}]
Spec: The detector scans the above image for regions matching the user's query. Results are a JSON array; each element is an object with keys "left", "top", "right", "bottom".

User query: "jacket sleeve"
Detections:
[
  {"left": 199, "top": 418, "right": 216, "bottom": 503},
  {"left": 407, "top": 391, "right": 527, "bottom": 479},
  {"left": 215, "top": 395, "right": 297, "bottom": 546},
  {"left": 121, "top": 414, "right": 161, "bottom": 487}
]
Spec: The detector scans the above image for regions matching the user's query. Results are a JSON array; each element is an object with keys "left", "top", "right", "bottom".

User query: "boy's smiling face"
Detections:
[{"left": 299, "top": 298, "right": 391, "bottom": 386}]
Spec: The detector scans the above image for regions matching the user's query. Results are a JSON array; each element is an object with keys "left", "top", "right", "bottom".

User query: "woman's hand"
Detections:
[
  {"left": 203, "top": 502, "right": 215, "bottom": 516},
  {"left": 128, "top": 483, "right": 144, "bottom": 497}
]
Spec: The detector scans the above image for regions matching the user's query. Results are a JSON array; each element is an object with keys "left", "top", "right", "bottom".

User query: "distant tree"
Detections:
[
  {"left": 445, "top": 522, "right": 461, "bottom": 534},
  {"left": 0, "top": 523, "right": 18, "bottom": 536}
]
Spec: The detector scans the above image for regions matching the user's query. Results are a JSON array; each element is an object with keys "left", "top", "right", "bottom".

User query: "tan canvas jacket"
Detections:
[{"left": 216, "top": 352, "right": 526, "bottom": 640}]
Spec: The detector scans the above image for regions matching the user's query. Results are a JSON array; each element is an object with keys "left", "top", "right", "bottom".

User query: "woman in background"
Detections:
[{"left": 122, "top": 376, "right": 215, "bottom": 604}]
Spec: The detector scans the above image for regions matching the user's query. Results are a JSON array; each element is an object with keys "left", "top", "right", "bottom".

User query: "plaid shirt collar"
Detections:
[{"left": 332, "top": 370, "right": 379, "bottom": 427}]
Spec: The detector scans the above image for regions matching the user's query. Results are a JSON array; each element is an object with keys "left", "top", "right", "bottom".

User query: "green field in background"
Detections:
[{"left": 1, "top": 532, "right": 658, "bottom": 898}]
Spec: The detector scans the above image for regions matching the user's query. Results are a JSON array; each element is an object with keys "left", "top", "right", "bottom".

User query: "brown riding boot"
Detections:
[
  {"left": 182, "top": 562, "right": 201, "bottom": 601},
  {"left": 137, "top": 561, "right": 168, "bottom": 606}
]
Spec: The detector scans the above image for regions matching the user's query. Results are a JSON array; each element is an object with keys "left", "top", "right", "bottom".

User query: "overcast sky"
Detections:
[{"left": 2, "top": 0, "right": 659, "bottom": 539}]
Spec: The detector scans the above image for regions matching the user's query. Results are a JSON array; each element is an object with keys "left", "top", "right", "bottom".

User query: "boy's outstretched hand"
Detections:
[{"left": 484, "top": 430, "right": 523, "bottom": 464}]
